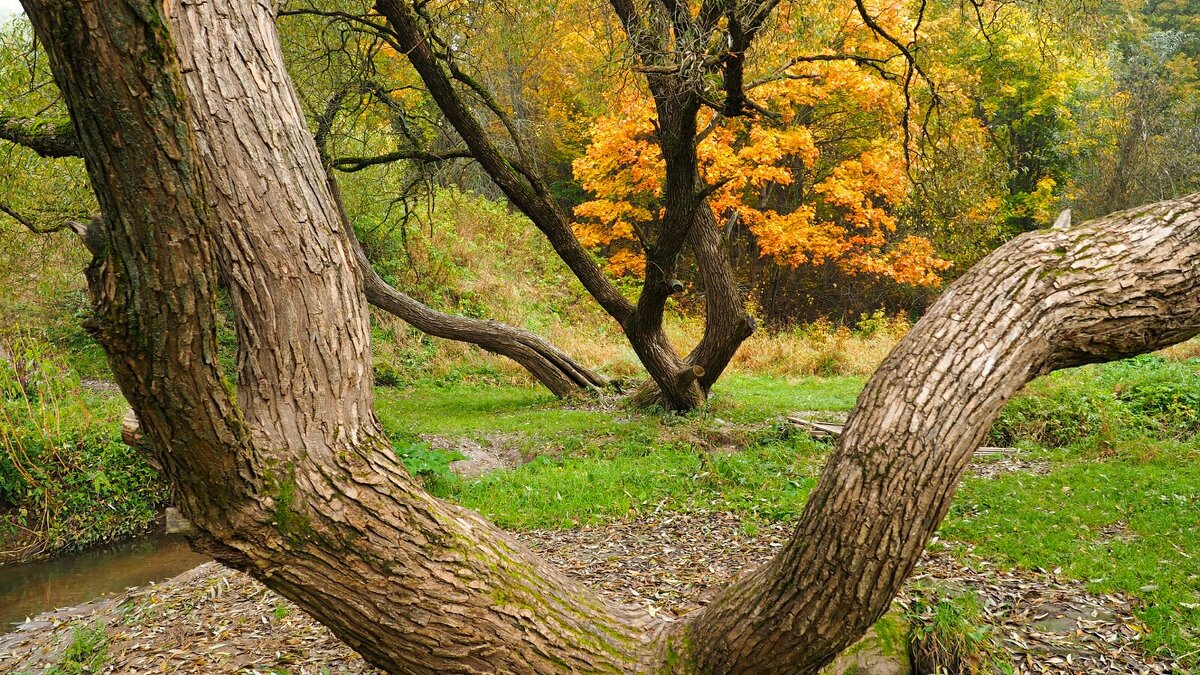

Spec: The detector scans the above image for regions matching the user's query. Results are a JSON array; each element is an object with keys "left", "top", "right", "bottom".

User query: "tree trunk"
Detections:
[
  {"left": 669, "top": 197, "right": 1200, "bottom": 672},
  {"left": 685, "top": 206, "right": 756, "bottom": 390},
  {"left": 26, "top": 1, "right": 1200, "bottom": 674},
  {"left": 326, "top": 175, "right": 606, "bottom": 398},
  {"left": 26, "top": 1, "right": 650, "bottom": 672},
  {"left": 0, "top": 66, "right": 603, "bottom": 401},
  {"left": 631, "top": 205, "right": 757, "bottom": 406}
]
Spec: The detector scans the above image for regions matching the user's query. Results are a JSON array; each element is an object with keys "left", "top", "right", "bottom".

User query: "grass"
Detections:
[
  {"left": 0, "top": 337, "right": 166, "bottom": 561},
  {"left": 906, "top": 585, "right": 999, "bottom": 675},
  {"left": 45, "top": 620, "right": 108, "bottom": 674},
  {"left": 371, "top": 354, "right": 1200, "bottom": 666}
]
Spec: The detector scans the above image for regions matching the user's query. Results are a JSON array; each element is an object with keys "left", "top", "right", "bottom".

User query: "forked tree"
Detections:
[
  {"left": 21, "top": 0, "right": 1200, "bottom": 673},
  {"left": 322, "top": 0, "right": 945, "bottom": 410}
]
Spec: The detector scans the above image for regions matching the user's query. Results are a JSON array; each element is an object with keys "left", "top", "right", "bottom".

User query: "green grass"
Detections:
[
  {"left": 442, "top": 436, "right": 822, "bottom": 528},
  {"left": 374, "top": 357, "right": 1200, "bottom": 665},
  {"left": 1, "top": 338, "right": 166, "bottom": 560},
  {"left": 45, "top": 620, "right": 108, "bottom": 674},
  {"left": 943, "top": 444, "right": 1200, "bottom": 660},
  {"left": 374, "top": 372, "right": 863, "bottom": 440},
  {"left": 906, "top": 585, "right": 1000, "bottom": 675}
]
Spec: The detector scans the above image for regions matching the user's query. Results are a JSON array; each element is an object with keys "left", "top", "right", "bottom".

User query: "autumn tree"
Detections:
[
  {"left": 347, "top": 0, "right": 974, "bottom": 408},
  {"left": 571, "top": 46, "right": 953, "bottom": 286},
  {"left": 19, "top": 0, "right": 1200, "bottom": 673}
]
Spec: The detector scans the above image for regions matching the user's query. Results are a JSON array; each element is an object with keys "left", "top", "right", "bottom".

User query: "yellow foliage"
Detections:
[{"left": 573, "top": 60, "right": 951, "bottom": 286}]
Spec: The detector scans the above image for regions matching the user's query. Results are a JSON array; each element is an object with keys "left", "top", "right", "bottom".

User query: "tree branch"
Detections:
[
  {"left": 0, "top": 200, "right": 102, "bottom": 254},
  {"left": 0, "top": 112, "right": 79, "bottom": 158},
  {"left": 332, "top": 148, "right": 473, "bottom": 172}
]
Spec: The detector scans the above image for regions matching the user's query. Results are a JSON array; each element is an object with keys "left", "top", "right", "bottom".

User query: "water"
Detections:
[{"left": 0, "top": 534, "right": 209, "bottom": 630}]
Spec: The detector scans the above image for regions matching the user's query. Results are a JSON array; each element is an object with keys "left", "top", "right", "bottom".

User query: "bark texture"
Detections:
[
  {"left": 26, "top": 1, "right": 648, "bottom": 672},
  {"left": 0, "top": 63, "right": 603, "bottom": 400},
  {"left": 25, "top": 0, "right": 1200, "bottom": 673},
  {"left": 671, "top": 195, "right": 1200, "bottom": 672}
]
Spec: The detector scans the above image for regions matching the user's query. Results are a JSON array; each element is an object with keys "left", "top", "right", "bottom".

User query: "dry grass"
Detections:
[
  {"left": 1160, "top": 337, "right": 1200, "bottom": 361},
  {"left": 371, "top": 305, "right": 1200, "bottom": 392},
  {"left": 369, "top": 305, "right": 911, "bottom": 389},
  {"left": 728, "top": 317, "right": 908, "bottom": 377}
]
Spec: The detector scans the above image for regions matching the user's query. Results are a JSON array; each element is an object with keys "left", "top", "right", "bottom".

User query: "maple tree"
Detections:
[
  {"left": 573, "top": 75, "right": 952, "bottom": 285},
  {"left": 570, "top": 0, "right": 953, "bottom": 287}
]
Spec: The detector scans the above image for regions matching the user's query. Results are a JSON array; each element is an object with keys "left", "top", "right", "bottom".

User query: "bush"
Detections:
[
  {"left": 392, "top": 438, "right": 463, "bottom": 496},
  {"left": 0, "top": 336, "right": 166, "bottom": 561},
  {"left": 992, "top": 355, "right": 1200, "bottom": 448}
]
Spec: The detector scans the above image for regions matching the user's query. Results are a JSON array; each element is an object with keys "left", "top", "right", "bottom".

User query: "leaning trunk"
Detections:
[
  {"left": 27, "top": 0, "right": 650, "bottom": 671},
  {"left": 375, "top": 0, "right": 712, "bottom": 411},
  {"left": 27, "top": 0, "right": 1200, "bottom": 673},
  {"left": 669, "top": 200, "right": 1200, "bottom": 672},
  {"left": 357, "top": 240, "right": 608, "bottom": 397}
]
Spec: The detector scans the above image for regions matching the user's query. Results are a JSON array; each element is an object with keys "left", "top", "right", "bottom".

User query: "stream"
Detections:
[{"left": 0, "top": 534, "right": 209, "bottom": 631}]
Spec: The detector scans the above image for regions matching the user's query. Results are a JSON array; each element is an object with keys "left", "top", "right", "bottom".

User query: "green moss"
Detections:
[{"left": 269, "top": 463, "right": 313, "bottom": 544}]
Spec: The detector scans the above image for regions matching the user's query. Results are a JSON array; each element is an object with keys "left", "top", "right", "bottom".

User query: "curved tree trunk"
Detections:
[
  {"left": 27, "top": 1, "right": 650, "bottom": 672},
  {"left": 670, "top": 198, "right": 1200, "bottom": 672},
  {"left": 325, "top": 175, "right": 606, "bottom": 397},
  {"left": 26, "top": 1, "right": 1200, "bottom": 674}
]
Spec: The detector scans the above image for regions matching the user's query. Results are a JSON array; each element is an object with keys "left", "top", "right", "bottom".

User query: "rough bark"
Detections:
[
  {"left": 669, "top": 195, "right": 1200, "bottom": 672},
  {"left": 26, "top": 0, "right": 649, "bottom": 672},
  {"left": 26, "top": 0, "right": 1200, "bottom": 673},
  {"left": 0, "top": 74, "right": 603, "bottom": 401}
]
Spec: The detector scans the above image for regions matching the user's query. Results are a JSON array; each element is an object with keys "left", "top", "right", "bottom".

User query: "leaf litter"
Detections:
[{"left": 0, "top": 511, "right": 1182, "bottom": 673}]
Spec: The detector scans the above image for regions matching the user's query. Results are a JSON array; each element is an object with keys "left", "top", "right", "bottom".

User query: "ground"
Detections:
[
  {"left": 0, "top": 511, "right": 1180, "bottom": 673},
  {"left": 1, "top": 360, "right": 1198, "bottom": 673}
]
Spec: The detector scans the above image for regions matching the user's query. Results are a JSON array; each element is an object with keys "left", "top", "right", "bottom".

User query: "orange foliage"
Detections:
[{"left": 572, "top": 3, "right": 952, "bottom": 284}]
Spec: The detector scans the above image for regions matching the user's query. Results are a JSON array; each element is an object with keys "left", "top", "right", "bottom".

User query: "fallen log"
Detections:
[{"left": 785, "top": 415, "right": 1018, "bottom": 455}]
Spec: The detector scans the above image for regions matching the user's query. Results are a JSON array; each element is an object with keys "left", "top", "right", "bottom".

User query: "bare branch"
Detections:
[
  {"left": 1, "top": 200, "right": 102, "bottom": 254},
  {"left": 333, "top": 148, "right": 473, "bottom": 171}
]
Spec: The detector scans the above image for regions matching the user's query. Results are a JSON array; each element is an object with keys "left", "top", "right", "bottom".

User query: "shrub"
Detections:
[
  {"left": 906, "top": 586, "right": 996, "bottom": 675},
  {"left": 992, "top": 355, "right": 1200, "bottom": 449},
  {"left": 0, "top": 336, "right": 166, "bottom": 561},
  {"left": 392, "top": 438, "right": 463, "bottom": 495}
]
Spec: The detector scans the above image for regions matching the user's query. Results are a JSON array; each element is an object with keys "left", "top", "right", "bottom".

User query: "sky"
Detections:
[{"left": 0, "top": 0, "right": 21, "bottom": 17}]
